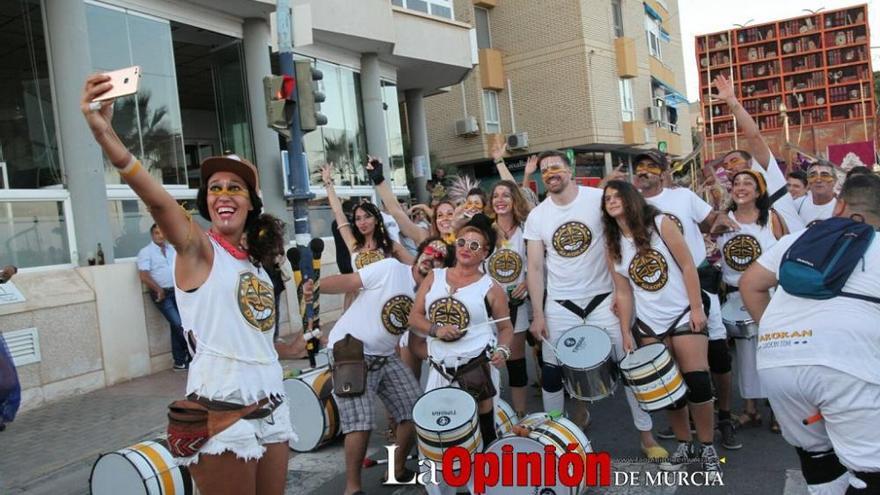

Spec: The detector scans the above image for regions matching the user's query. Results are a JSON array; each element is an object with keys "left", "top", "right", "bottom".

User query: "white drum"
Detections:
[
  {"left": 285, "top": 367, "right": 340, "bottom": 452},
  {"left": 484, "top": 413, "right": 592, "bottom": 495},
  {"left": 555, "top": 325, "right": 618, "bottom": 402},
  {"left": 495, "top": 398, "right": 518, "bottom": 436},
  {"left": 722, "top": 292, "right": 759, "bottom": 339},
  {"left": 619, "top": 343, "right": 687, "bottom": 412},
  {"left": 90, "top": 439, "right": 192, "bottom": 495},
  {"left": 413, "top": 387, "right": 481, "bottom": 466}
]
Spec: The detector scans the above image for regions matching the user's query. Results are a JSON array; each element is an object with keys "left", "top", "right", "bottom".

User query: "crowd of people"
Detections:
[{"left": 75, "top": 66, "right": 879, "bottom": 495}]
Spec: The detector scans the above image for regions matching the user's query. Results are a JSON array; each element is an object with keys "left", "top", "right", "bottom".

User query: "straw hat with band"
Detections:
[
  {"left": 200, "top": 154, "right": 260, "bottom": 194},
  {"left": 731, "top": 169, "right": 767, "bottom": 196}
]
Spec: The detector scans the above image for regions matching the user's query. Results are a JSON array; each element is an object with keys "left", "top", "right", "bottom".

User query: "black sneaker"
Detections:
[
  {"left": 173, "top": 363, "right": 188, "bottom": 371},
  {"left": 718, "top": 419, "right": 742, "bottom": 450},
  {"left": 660, "top": 442, "right": 693, "bottom": 471}
]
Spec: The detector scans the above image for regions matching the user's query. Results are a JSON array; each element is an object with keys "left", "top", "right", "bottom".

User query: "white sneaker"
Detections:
[{"left": 659, "top": 442, "right": 692, "bottom": 471}]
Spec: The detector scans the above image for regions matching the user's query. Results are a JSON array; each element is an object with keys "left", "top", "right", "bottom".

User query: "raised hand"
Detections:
[
  {"left": 524, "top": 155, "right": 539, "bottom": 178},
  {"left": 81, "top": 74, "right": 116, "bottom": 138},
  {"left": 491, "top": 135, "right": 508, "bottom": 162},
  {"left": 321, "top": 163, "right": 334, "bottom": 186},
  {"left": 713, "top": 74, "right": 736, "bottom": 103}
]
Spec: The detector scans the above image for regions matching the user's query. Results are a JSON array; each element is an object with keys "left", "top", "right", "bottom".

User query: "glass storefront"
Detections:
[{"left": 0, "top": 199, "right": 70, "bottom": 267}]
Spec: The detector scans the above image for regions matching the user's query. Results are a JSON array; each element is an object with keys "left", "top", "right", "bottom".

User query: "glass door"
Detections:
[{"left": 210, "top": 41, "right": 253, "bottom": 161}]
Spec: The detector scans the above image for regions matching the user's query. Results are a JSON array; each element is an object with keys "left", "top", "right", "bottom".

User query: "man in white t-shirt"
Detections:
[
  {"left": 794, "top": 161, "right": 838, "bottom": 228},
  {"left": 740, "top": 174, "right": 880, "bottom": 495},
  {"left": 524, "top": 150, "right": 666, "bottom": 460},
  {"left": 633, "top": 150, "right": 741, "bottom": 451},
  {"left": 304, "top": 238, "right": 452, "bottom": 495},
  {"left": 714, "top": 74, "right": 806, "bottom": 233}
]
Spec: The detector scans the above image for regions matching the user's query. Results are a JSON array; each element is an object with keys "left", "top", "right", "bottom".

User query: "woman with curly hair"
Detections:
[
  {"left": 485, "top": 180, "right": 533, "bottom": 418},
  {"left": 82, "top": 74, "right": 304, "bottom": 494},
  {"left": 713, "top": 169, "right": 786, "bottom": 433},
  {"left": 602, "top": 180, "right": 720, "bottom": 475}
]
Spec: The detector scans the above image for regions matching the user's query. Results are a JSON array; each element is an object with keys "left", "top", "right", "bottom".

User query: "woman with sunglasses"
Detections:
[
  {"left": 409, "top": 214, "right": 514, "bottom": 495},
  {"left": 713, "top": 169, "right": 786, "bottom": 433},
  {"left": 485, "top": 180, "right": 533, "bottom": 418},
  {"left": 794, "top": 161, "right": 839, "bottom": 228},
  {"left": 602, "top": 180, "right": 721, "bottom": 474},
  {"left": 82, "top": 75, "right": 303, "bottom": 494}
]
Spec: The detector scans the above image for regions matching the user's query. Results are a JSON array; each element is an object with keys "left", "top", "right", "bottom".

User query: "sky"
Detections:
[{"left": 678, "top": 0, "right": 880, "bottom": 101}]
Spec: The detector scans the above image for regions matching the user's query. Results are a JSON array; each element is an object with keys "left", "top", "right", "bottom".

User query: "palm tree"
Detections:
[{"left": 109, "top": 92, "right": 183, "bottom": 184}]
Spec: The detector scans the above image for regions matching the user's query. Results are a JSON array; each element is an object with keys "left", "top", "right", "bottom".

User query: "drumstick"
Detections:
[
  {"left": 803, "top": 412, "right": 823, "bottom": 425},
  {"left": 538, "top": 336, "right": 562, "bottom": 361},
  {"left": 457, "top": 317, "right": 511, "bottom": 333}
]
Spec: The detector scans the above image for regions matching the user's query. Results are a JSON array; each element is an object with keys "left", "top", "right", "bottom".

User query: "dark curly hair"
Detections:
[
  {"left": 350, "top": 202, "right": 394, "bottom": 257},
  {"left": 196, "top": 184, "right": 285, "bottom": 269},
  {"left": 601, "top": 180, "right": 661, "bottom": 264}
]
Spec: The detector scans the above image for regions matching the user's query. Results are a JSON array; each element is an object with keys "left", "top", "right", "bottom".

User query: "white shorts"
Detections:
[
  {"left": 177, "top": 400, "right": 295, "bottom": 466},
  {"left": 512, "top": 301, "right": 531, "bottom": 333},
  {"left": 760, "top": 365, "right": 880, "bottom": 472}
]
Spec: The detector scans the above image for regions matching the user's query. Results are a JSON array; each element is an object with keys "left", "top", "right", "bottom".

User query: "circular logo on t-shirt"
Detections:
[
  {"left": 487, "top": 248, "right": 523, "bottom": 283},
  {"left": 551, "top": 221, "right": 592, "bottom": 258},
  {"left": 628, "top": 248, "right": 669, "bottom": 292},
  {"left": 428, "top": 297, "right": 471, "bottom": 341},
  {"left": 665, "top": 213, "right": 685, "bottom": 234},
  {"left": 381, "top": 295, "right": 413, "bottom": 336},
  {"left": 723, "top": 234, "right": 762, "bottom": 272},
  {"left": 237, "top": 272, "right": 276, "bottom": 332},
  {"left": 354, "top": 250, "right": 384, "bottom": 269}
]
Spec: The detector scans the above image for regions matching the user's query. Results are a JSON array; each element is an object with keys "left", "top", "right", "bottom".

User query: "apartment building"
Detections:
[{"left": 424, "top": 0, "right": 692, "bottom": 188}]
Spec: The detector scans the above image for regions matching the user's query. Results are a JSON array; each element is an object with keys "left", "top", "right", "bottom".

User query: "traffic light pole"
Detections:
[{"left": 277, "top": 0, "right": 320, "bottom": 366}]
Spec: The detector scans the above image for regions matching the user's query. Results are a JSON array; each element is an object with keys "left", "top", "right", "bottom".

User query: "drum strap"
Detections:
[{"left": 556, "top": 292, "right": 610, "bottom": 321}]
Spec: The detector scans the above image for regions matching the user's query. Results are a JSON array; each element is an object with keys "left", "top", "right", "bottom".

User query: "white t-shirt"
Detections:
[
  {"left": 486, "top": 225, "right": 527, "bottom": 289},
  {"left": 756, "top": 231, "right": 880, "bottom": 384},
  {"left": 613, "top": 216, "right": 691, "bottom": 333},
  {"left": 523, "top": 186, "right": 612, "bottom": 299},
  {"left": 717, "top": 211, "right": 779, "bottom": 287},
  {"left": 644, "top": 187, "right": 712, "bottom": 266},
  {"left": 751, "top": 156, "right": 805, "bottom": 232},
  {"left": 794, "top": 193, "right": 837, "bottom": 228},
  {"left": 424, "top": 268, "right": 496, "bottom": 365},
  {"left": 328, "top": 258, "right": 415, "bottom": 356}
]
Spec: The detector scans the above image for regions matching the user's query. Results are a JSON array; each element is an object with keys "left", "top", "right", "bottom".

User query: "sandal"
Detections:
[{"left": 736, "top": 410, "right": 762, "bottom": 428}]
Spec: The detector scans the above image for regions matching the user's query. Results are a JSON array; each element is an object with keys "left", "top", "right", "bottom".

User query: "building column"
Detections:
[
  {"left": 243, "top": 18, "right": 286, "bottom": 219},
  {"left": 405, "top": 89, "right": 431, "bottom": 204},
  {"left": 360, "top": 53, "right": 389, "bottom": 181},
  {"left": 45, "top": 0, "right": 113, "bottom": 265}
]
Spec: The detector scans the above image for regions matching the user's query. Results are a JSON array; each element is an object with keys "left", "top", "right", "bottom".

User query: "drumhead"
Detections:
[
  {"left": 721, "top": 292, "right": 752, "bottom": 324},
  {"left": 413, "top": 387, "right": 477, "bottom": 432},
  {"left": 90, "top": 452, "right": 150, "bottom": 495},
  {"left": 556, "top": 325, "right": 611, "bottom": 368},
  {"left": 484, "top": 436, "right": 553, "bottom": 495},
  {"left": 619, "top": 343, "right": 667, "bottom": 370},
  {"left": 284, "top": 378, "right": 325, "bottom": 452}
]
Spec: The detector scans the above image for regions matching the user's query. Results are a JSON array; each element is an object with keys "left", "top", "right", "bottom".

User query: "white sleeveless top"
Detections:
[
  {"left": 718, "top": 211, "right": 779, "bottom": 288},
  {"left": 614, "top": 216, "right": 690, "bottom": 333},
  {"left": 424, "top": 268, "right": 496, "bottom": 366},
  {"left": 486, "top": 224, "right": 526, "bottom": 290},
  {"left": 175, "top": 237, "right": 283, "bottom": 404}
]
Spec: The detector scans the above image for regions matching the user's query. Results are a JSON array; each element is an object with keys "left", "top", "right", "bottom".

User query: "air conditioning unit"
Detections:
[
  {"left": 647, "top": 106, "right": 663, "bottom": 123},
  {"left": 455, "top": 116, "right": 480, "bottom": 136},
  {"left": 507, "top": 132, "right": 529, "bottom": 150}
]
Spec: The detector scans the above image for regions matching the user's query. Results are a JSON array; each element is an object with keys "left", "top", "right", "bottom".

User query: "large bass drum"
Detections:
[{"left": 90, "top": 439, "right": 192, "bottom": 495}]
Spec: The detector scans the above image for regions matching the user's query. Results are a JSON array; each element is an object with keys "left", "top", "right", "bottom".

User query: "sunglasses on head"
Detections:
[
  {"left": 455, "top": 237, "right": 484, "bottom": 252},
  {"left": 422, "top": 245, "right": 446, "bottom": 260}
]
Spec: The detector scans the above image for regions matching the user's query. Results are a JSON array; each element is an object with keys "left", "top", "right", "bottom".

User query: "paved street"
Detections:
[{"left": 0, "top": 341, "right": 806, "bottom": 495}]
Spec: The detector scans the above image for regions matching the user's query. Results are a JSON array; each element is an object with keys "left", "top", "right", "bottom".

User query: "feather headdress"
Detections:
[{"left": 445, "top": 174, "right": 481, "bottom": 206}]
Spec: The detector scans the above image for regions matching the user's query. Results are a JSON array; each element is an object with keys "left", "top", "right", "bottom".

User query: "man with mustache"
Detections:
[
  {"left": 304, "top": 238, "right": 452, "bottom": 495},
  {"left": 524, "top": 150, "right": 666, "bottom": 460}
]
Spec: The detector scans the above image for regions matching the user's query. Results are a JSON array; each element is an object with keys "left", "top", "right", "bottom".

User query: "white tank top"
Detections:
[
  {"left": 424, "top": 268, "right": 496, "bottom": 365},
  {"left": 486, "top": 224, "right": 526, "bottom": 290},
  {"left": 614, "top": 216, "right": 690, "bottom": 333},
  {"left": 175, "top": 237, "right": 283, "bottom": 403},
  {"left": 718, "top": 211, "right": 779, "bottom": 288}
]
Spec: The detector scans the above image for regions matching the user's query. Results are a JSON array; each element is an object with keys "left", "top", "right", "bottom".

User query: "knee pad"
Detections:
[
  {"left": 684, "top": 371, "right": 714, "bottom": 404},
  {"left": 708, "top": 339, "right": 732, "bottom": 374},
  {"left": 506, "top": 358, "right": 528, "bottom": 387},
  {"left": 849, "top": 471, "right": 880, "bottom": 493},
  {"left": 542, "top": 363, "right": 563, "bottom": 392},
  {"left": 795, "top": 448, "right": 848, "bottom": 486}
]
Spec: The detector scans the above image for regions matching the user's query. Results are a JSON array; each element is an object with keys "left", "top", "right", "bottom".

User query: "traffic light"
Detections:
[
  {"left": 263, "top": 74, "right": 295, "bottom": 139},
  {"left": 294, "top": 60, "right": 327, "bottom": 133}
]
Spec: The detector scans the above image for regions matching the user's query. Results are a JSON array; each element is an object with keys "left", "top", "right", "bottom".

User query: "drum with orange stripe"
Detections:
[
  {"left": 484, "top": 413, "right": 592, "bottom": 495},
  {"left": 619, "top": 342, "right": 688, "bottom": 412},
  {"left": 285, "top": 367, "right": 340, "bottom": 452},
  {"left": 413, "top": 387, "right": 481, "bottom": 467},
  {"left": 90, "top": 438, "right": 192, "bottom": 495}
]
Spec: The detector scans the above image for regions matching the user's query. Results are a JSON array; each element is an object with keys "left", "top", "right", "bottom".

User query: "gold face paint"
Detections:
[
  {"left": 807, "top": 171, "right": 835, "bottom": 184},
  {"left": 635, "top": 162, "right": 663, "bottom": 176},
  {"left": 541, "top": 163, "right": 568, "bottom": 182},
  {"left": 207, "top": 183, "right": 250, "bottom": 198}
]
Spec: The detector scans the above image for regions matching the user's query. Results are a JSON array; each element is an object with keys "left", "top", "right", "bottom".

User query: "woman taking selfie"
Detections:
[
  {"left": 82, "top": 74, "right": 300, "bottom": 494},
  {"left": 602, "top": 180, "right": 721, "bottom": 475}
]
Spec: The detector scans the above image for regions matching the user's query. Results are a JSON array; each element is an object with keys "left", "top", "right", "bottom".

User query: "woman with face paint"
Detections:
[
  {"left": 82, "top": 75, "right": 303, "bottom": 494},
  {"left": 713, "top": 170, "right": 786, "bottom": 433}
]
